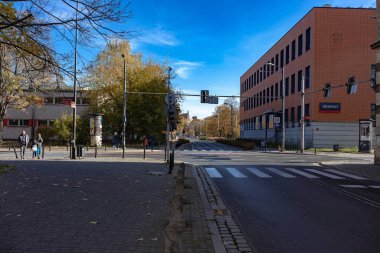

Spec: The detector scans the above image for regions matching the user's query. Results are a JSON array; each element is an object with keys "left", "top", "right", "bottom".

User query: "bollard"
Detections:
[
  {"left": 95, "top": 145, "right": 97, "bottom": 158},
  {"left": 42, "top": 145, "right": 45, "bottom": 159},
  {"left": 168, "top": 151, "right": 174, "bottom": 174},
  {"left": 13, "top": 145, "right": 18, "bottom": 159},
  {"left": 104, "top": 145, "right": 106, "bottom": 151},
  {"left": 314, "top": 147, "right": 317, "bottom": 155},
  {"left": 66, "top": 144, "right": 69, "bottom": 151},
  {"left": 143, "top": 145, "right": 146, "bottom": 159},
  {"left": 49, "top": 140, "right": 51, "bottom": 151}
]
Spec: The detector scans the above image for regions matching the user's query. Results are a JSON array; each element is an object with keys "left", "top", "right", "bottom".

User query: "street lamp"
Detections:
[
  {"left": 267, "top": 63, "right": 285, "bottom": 152},
  {"left": 121, "top": 54, "right": 127, "bottom": 158},
  {"left": 224, "top": 102, "right": 234, "bottom": 139},
  {"left": 71, "top": 0, "right": 79, "bottom": 159}
]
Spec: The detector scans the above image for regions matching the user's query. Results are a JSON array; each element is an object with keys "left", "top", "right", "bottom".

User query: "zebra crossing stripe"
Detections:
[
  {"left": 340, "top": 185, "right": 367, "bottom": 188},
  {"left": 205, "top": 167, "right": 223, "bottom": 178},
  {"left": 246, "top": 168, "right": 272, "bottom": 178},
  {"left": 265, "top": 168, "right": 296, "bottom": 178},
  {"left": 305, "top": 169, "right": 345, "bottom": 179},
  {"left": 284, "top": 168, "right": 320, "bottom": 179},
  {"left": 225, "top": 168, "right": 247, "bottom": 178},
  {"left": 325, "top": 169, "right": 366, "bottom": 180},
  {"left": 369, "top": 186, "right": 380, "bottom": 189}
]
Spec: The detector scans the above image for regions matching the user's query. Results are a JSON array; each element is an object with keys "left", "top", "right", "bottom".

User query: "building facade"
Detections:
[
  {"left": 2, "top": 89, "right": 89, "bottom": 140},
  {"left": 240, "top": 6, "right": 376, "bottom": 149}
]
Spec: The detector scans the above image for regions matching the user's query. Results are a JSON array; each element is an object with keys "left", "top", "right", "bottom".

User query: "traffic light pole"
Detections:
[
  {"left": 165, "top": 67, "right": 172, "bottom": 163},
  {"left": 300, "top": 75, "right": 305, "bottom": 153}
]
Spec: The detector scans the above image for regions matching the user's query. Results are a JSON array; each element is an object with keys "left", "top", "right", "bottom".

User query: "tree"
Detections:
[
  {"left": 0, "top": 1, "right": 131, "bottom": 142},
  {"left": 52, "top": 114, "right": 72, "bottom": 144},
  {"left": 86, "top": 40, "right": 172, "bottom": 142}
]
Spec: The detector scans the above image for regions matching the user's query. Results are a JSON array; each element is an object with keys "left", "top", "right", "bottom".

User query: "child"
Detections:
[{"left": 31, "top": 139, "right": 38, "bottom": 159}]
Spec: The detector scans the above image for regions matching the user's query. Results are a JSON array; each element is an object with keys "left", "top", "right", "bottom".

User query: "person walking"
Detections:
[
  {"left": 18, "top": 130, "right": 29, "bottom": 160},
  {"left": 31, "top": 139, "right": 38, "bottom": 159},
  {"left": 36, "top": 133, "right": 43, "bottom": 159}
]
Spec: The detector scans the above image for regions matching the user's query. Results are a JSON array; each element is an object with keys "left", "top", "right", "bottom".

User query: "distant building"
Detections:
[
  {"left": 3, "top": 89, "right": 89, "bottom": 140},
  {"left": 240, "top": 6, "right": 376, "bottom": 149}
]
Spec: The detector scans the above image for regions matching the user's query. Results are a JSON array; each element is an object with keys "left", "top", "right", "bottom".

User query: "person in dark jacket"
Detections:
[
  {"left": 36, "top": 133, "right": 43, "bottom": 159},
  {"left": 18, "top": 130, "right": 29, "bottom": 160}
]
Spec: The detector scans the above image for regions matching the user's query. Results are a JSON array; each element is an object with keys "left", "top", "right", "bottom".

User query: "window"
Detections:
[
  {"left": 260, "top": 91, "right": 263, "bottom": 106},
  {"left": 291, "top": 40, "right": 296, "bottom": 61},
  {"left": 280, "top": 80, "right": 283, "bottom": 97},
  {"left": 306, "top": 27, "right": 311, "bottom": 51},
  {"left": 298, "top": 34, "right": 303, "bottom": 56},
  {"left": 285, "top": 77, "right": 289, "bottom": 96},
  {"left": 263, "top": 65, "right": 266, "bottom": 80},
  {"left": 297, "top": 105, "right": 302, "bottom": 124},
  {"left": 290, "top": 107, "right": 295, "bottom": 126},
  {"left": 266, "top": 87, "right": 270, "bottom": 103},
  {"left": 260, "top": 68, "right": 263, "bottom": 82},
  {"left": 305, "top": 66, "right": 311, "bottom": 89},
  {"left": 298, "top": 70, "right": 302, "bottom": 91},
  {"left": 275, "top": 83, "right": 278, "bottom": 99},
  {"left": 275, "top": 54, "right": 279, "bottom": 71},
  {"left": 44, "top": 97, "right": 54, "bottom": 104},
  {"left": 291, "top": 74, "right": 295, "bottom": 94},
  {"left": 256, "top": 70, "right": 259, "bottom": 84},
  {"left": 20, "top": 120, "right": 29, "bottom": 126},
  {"left": 263, "top": 90, "right": 266, "bottom": 105},
  {"left": 271, "top": 85, "right": 274, "bottom": 102},
  {"left": 285, "top": 109, "right": 289, "bottom": 127},
  {"left": 305, "top": 104, "right": 310, "bottom": 117},
  {"left": 254, "top": 72, "right": 257, "bottom": 86},
  {"left": 280, "top": 50, "right": 284, "bottom": 67},
  {"left": 271, "top": 58, "right": 274, "bottom": 74},
  {"left": 285, "top": 46, "right": 289, "bottom": 64},
  {"left": 8, "top": 119, "right": 18, "bottom": 126}
]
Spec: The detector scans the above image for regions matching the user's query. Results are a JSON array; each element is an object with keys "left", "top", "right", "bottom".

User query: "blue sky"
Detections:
[{"left": 79, "top": 0, "right": 374, "bottom": 118}]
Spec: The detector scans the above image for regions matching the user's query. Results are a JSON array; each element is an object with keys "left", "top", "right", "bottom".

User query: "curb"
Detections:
[{"left": 189, "top": 163, "right": 255, "bottom": 253}]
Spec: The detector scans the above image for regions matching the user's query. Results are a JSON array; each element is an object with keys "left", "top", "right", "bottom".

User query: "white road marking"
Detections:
[
  {"left": 325, "top": 169, "right": 366, "bottom": 180},
  {"left": 284, "top": 168, "right": 320, "bottom": 179},
  {"left": 205, "top": 167, "right": 223, "bottom": 178},
  {"left": 246, "top": 168, "right": 272, "bottom": 178},
  {"left": 340, "top": 185, "right": 367, "bottom": 188},
  {"left": 289, "top": 160, "right": 306, "bottom": 162},
  {"left": 225, "top": 168, "right": 247, "bottom": 178},
  {"left": 369, "top": 185, "right": 380, "bottom": 189},
  {"left": 265, "top": 168, "right": 296, "bottom": 178},
  {"left": 306, "top": 169, "right": 345, "bottom": 179}
]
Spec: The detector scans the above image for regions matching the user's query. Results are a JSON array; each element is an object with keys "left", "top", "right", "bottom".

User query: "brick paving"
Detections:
[{"left": 0, "top": 158, "right": 214, "bottom": 253}]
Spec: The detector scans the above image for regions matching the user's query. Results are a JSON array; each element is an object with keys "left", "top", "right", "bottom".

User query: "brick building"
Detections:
[{"left": 240, "top": 6, "right": 376, "bottom": 149}]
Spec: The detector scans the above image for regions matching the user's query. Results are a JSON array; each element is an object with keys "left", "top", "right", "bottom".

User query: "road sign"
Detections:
[
  {"left": 70, "top": 101, "right": 76, "bottom": 108},
  {"left": 274, "top": 117, "right": 280, "bottom": 124},
  {"left": 275, "top": 123, "right": 280, "bottom": 128},
  {"left": 165, "top": 94, "right": 176, "bottom": 105},
  {"left": 208, "top": 96, "right": 219, "bottom": 104}
]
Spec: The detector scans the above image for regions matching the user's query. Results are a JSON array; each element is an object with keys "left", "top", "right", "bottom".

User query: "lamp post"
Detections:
[
  {"left": 300, "top": 75, "right": 305, "bottom": 153},
  {"left": 121, "top": 54, "right": 127, "bottom": 158},
  {"left": 71, "top": 0, "right": 79, "bottom": 159},
  {"left": 267, "top": 63, "right": 285, "bottom": 151}
]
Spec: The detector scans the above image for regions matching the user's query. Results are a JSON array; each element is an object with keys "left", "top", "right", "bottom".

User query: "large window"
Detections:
[
  {"left": 275, "top": 83, "right": 278, "bottom": 99},
  {"left": 263, "top": 90, "right": 266, "bottom": 105},
  {"left": 263, "top": 65, "right": 266, "bottom": 80},
  {"left": 306, "top": 27, "right": 311, "bottom": 51},
  {"left": 298, "top": 34, "right": 303, "bottom": 56},
  {"left": 285, "top": 109, "right": 289, "bottom": 127},
  {"left": 8, "top": 119, "right": 18, "bottom": 126},
  {"left": 285, "top": 77, "right": 289, "bottom": 96},
  {"left": 254, "top": 72, "right": 257, "bottom": 86},
  {"left": 271, "top": 58, "right": 274, "bottom": 74},
  {"left": 291, "top": 40, "right": 296, "bottom": 61},
  {"left": 266, "top": 87, "right": 270, "bottom": 103},
  {"left": 290, "top": 107, "right": 295, "bottom": 127},
  {"left": 280, "top": 80, "right": 283, "bottom": 97},
  {"left": 305, "top": 66, "right": 311, "bottom": 89},
  {"left": 285, "top": 46, "right": 289, "bottom": 64},
  {"left": 271, "top": 85, "right": 274, "bottom": 102},
  {"left": 298, "top": 70, "right": 302, "bottom": 91},
  {"left": 275, "top": 54, "right": 279, "bottom": 71},
  {"left": 280, "top": 50, "right": 284, "bottom": 67},
  {"left": 291, "top": 74, "right": 295, "bottom": 94}
]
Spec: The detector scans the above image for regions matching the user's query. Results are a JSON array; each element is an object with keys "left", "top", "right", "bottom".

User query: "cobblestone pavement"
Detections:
[{"left": 0, "top": 158, "right": 214, "bottom": 253}]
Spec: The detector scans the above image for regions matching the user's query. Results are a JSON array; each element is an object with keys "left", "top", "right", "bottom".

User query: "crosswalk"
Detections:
[{"left": 204, "top": 167, "right": 368, "bottom": 180}]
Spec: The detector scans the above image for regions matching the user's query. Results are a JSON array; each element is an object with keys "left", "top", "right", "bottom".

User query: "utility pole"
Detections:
[
  {"left": 71, "top": 0, "right": 79, "bottom": 159},
  {"left": 371, "top": 1, "right": 380, "bottom": 164},
  {"left": 281, "top": 66, "right": 285, "bottom": 152},
  {"left": 165, "top": 67, "right": 172, "bottom": 163},
  {"left": 300, "top": 75, "right": 305, "bottom": 153},
  {"left": 122, "top": 54, "right": 127, "bottom": 158}
]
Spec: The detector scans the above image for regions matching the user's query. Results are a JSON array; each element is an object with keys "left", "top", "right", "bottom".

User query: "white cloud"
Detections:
[
  {"left": 137, "top": 26, "right": 180, "bottom": 47},
  {"left": 173, "top": 61, "right": 204, "bottom": 79}
]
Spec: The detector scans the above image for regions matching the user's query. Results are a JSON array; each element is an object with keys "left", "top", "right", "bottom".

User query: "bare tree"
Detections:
[{"left": 0, "top": 0, "right": 131, "bottom": 141}]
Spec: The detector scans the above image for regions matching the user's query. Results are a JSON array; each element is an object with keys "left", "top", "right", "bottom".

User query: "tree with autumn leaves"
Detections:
[{"left": 85, "top": 40, "right": 173, "bottom": 142}]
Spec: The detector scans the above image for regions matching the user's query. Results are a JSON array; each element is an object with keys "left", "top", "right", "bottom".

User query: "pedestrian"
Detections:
[
  {"left": 36, "top": 133, "right": 43, "bottom": 159},
  {"left": 112, "top": 132, "right": 119, "bottom": 149},
  {"left": 31, "top": 139, "right": 38, "bottom": 159},
  {"left": 143, "top": 135, "right": 149, "bottom": 149},
  {"left": 18, "top": 130, "right": 29, "bottom": 160}
]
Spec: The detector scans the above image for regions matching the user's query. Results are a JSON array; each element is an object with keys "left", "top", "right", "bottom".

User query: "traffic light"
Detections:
[
  {"left": 371, "top": 64, "right": 376, "bottom": 90},
  {"left": 323, "top": 83, "right": 332, "bottom": 98},
  {"left": 200, "top": 90, "right": 209, "bottom": 103},
  {"left": 346, "top": 76, "right": 357, "bottom": 94}
]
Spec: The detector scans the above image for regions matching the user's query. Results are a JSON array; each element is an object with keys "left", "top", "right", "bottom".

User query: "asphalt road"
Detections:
[{"left": 177, "top": 140, "right": 380, "bottom": 253}]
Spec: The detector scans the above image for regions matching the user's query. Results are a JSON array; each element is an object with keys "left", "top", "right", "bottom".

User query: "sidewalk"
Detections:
[{"left": 0, "top": 157, "right": 215, "bottom": 252}]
